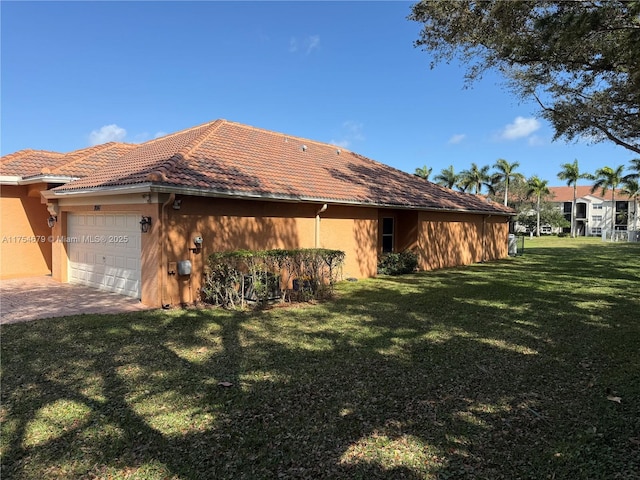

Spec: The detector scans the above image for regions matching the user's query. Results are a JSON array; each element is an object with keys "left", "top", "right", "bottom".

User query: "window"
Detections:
[
  {"left": 592, "top": 215, "right": 603, "bottom": 222},
  {"left": 593, "top": 204, "right": 603, "bottom": 210},
  {"left": 591, "top": 227, "right": 602, "bottom": 235},
  {"left": 616, "top": 201, "right": 629, "bottom": 228},
  {"left": 382, "top": 217, "right": 394, "bottom": 253}
]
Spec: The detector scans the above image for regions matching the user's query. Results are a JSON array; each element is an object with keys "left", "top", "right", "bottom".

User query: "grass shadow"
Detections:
[{"left": 2, "top": 240, "right": 639, "bottom": 479}]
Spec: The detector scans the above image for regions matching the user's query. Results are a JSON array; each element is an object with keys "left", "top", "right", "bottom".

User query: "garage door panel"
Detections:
[
  {"left": 86, "top": 265, "right": 105, "bottom": 285},
  {"left": 68, "top": 213, "right": 141, "bottom": 299},
  {"left": 114, "top": 256, "right": 124, "bottom": 269}
]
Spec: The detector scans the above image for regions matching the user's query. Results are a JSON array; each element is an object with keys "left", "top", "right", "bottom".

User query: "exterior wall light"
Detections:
[
  {"left": 47, "top": 215, "right": 57, "bottom": 228},
  {"left": 140, "top": 216, "right": 152, "bottom": 233},
  {"left": 190, "top": 236, "right": 203, "bottom": 253}
]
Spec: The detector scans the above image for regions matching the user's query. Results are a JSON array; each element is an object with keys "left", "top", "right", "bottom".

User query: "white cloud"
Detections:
[
  {"left": 289, "top": 37, "right": 298, "bottom": 53},
  {"left": 329, "top": 121, "right": 365, "bottom": 148},
  {"left": 305, "top": 35, "right": 320, "bottom": 54},
  {"left": 342, "top": 120, "right": 364, "bottom": 141},
  {"left": 154, "top": 131, "right": 167, "bottom": 139},
  {"left": 498, "top": 116, "right": 541, "bottom": 140},
  {"left": 331, "top": 139, "right": 351, "bottom": 148},
  {"left": 289, "top": 35, "right": 320, "bottom": 55},
  {"left": 448, "top": 133, "right": 466, "bottom": 145},
  {"left": 89, "top": 124, "right": 127, "bottom": 145}
]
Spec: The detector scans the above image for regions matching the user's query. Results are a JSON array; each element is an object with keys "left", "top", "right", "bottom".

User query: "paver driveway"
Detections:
[{"left": 0, "top": 276, "right": 151, "bottom": 324}]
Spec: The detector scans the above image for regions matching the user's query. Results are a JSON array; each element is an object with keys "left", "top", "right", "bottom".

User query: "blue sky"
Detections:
[{"left": 2, "top": 1, "right": 635, "bottom": 187}]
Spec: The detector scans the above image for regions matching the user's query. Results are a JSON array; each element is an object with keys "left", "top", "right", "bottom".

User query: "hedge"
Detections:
[
  {"left": 202, "top": 248, "right": 345, "bottom": 308},
  {"left": 377, "top": 250, "right": 419, "bottom": 275}
]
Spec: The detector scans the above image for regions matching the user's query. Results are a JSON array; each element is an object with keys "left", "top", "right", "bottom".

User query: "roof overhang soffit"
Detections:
[{"left": 42, "top": 183, "right": 514, "bottom": 217}]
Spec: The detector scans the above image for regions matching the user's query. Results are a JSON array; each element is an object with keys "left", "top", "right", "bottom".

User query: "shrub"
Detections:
[
  {"left": 378, "top": 250, "right": 419, "bottom": 275},
  {"left": 202, "top": 248, "right": 345, "bottom": 308}
]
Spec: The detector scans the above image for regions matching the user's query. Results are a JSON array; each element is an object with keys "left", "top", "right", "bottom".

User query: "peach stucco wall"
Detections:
[
  {"left": 163, "top": 198, "right": 380, "bottom": 305},
  {"left": 319, "top": 205, "right": 378, "bottom": 279},
  {"left": 0, "top": 184, "right": 53, "bottom": 279},
  {"left": 46, "top": 192, "right": 510, "bottom": 308},
  {"left": 417, "top": 211, "right": 509, "bottom": 270}
]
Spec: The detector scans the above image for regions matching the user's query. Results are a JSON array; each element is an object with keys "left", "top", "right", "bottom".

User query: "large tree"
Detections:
[
  {"left": 414, "top": 165, "right": 433, "bottom": 180},
  {"left": 517, "top": 201, "right": 569, "bottom": 235},
  {"left": 621, "top": 178, "right": 640, "bottom": 231},
  {"left": 409, "top": 1, "right": 640, "bottom": 154},
  {"left": 493, "top": 158, "right": 524, "bottom": 206},
  {"left": 434, "top": 164, "right": 459, "bottom": 189},
  {"left": 527, "top": 176, "right": 550, "bottom": 237},
  {"left": 625, "top": 158, "right": 640, "bottom": 180},
  {"left": 590, "top": 165, "right": 626, "bottom": 234},
  {"left": 557, "top": 159, "right": 591, "bottom": 237},
  {"left": 459, "top": 163, "right": 493, "bottom": 195}
]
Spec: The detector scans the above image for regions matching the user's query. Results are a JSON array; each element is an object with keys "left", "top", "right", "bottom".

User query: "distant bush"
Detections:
[
  {"left": 557, "top": 232, "right": 568, "bottom": 238},
  {"left": 378, "top": 250, "right": 419, "bottom": 275},
  {"left": 202, "top": 248, "right": 345, "bottom": 308}
]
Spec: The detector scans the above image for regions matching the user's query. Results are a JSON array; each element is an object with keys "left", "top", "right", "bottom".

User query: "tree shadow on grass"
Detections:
[{"left": 2, "top": 242, "right": 639, "bottom": 479}]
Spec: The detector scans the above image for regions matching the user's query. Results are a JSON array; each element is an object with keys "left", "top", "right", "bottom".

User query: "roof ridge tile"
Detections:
[
  {"left": 224, "top": 120, "right": 350, "bottom": 152},
  {"left": 50, "top": 142, "right": 136, "bottom": 176},
  {"left": 145, "top": 120, "right": 225, "bottom": 181},
  {"left": 137, "top": 119, "right": 222, "bottom": 147}
]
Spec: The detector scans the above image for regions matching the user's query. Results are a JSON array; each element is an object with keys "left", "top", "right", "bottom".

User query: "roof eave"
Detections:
[
  {"left": 0, "top": 174, "right": 79, "bottom": 186},
  {"left": 0, "top": 175, "right": 22, "bottom": 185},
  {"left": 42, "top": 182, "right": 514, "bottom": 216},
  {"left": 42, "top": 183, "right": 153, "bottom": 199},
  {"left": 149, "top": 184, "right": 514, "bottom": 216}
]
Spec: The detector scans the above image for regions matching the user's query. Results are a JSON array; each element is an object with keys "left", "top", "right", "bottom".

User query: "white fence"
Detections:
[{"left": 601, "top": 230, "right": 640, "bottom": 242}]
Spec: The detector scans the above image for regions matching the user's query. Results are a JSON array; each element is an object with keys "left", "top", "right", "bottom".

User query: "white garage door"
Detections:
[{"left": 68, "top": 213, "right": 141, "bottom": 298}]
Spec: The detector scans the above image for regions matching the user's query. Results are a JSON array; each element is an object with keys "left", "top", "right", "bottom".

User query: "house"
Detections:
[
  {"left": 0, "top": 143, "right": 136, "bottom": 278},
  {"left": 548, "top": 186, "right": 637, "bottom": 237},
  {"left": 2, "top": 119, "right": 514, "bottom": 307}
]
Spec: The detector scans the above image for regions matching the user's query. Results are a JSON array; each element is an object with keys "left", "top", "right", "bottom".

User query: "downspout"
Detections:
[
  {"left": 482, "top": 214, "right": 492, "bottom": 263},
  {"left": 315, "top": 204, "right": 328, "bottom": 248},
  {"left": 161, "top": 193, "right": 175, "bottom": 308},
  {"left": 481, "top": 215, "right": 486, "bottom": 263}
]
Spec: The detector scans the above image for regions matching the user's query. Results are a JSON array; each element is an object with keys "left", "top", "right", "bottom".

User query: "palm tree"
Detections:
[
  {"left": 591, "top": 165, "right": 626, "bottom": 235},
  {"left": 622, "top": 159, "right": 640, "bottom": 231},
  {"left": 527, "top": 176, "right": 550, "bottom": 237},
  {"left": 434, "top": 165, "right": 459, "bottom": 189},
  {"left": 459, "top": 163, "right": 492, "bottom": 195},
  {"left": 557, "top": 159, "right": 590, "bottom": 237},
  {"left": 414, "top": 165, "right": 432, "bottom": 181},
  {"left": 626, "top": 158, "right": 640, "bottom": 180},
  {"left": 621, "top": 178, "right": 640, "bottom": 231},
  {"left": 493, "top": 158, "right": 524, "bottom": 207}
]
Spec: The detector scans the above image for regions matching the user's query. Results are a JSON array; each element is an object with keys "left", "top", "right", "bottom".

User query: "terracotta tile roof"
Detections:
[
  {"left": 0, "top": 143, "right": 136, "bottom": 180},
  {"left": 0, "top": 149, "right": 67, "bottom": 177},
  {"left": 549, "top": 186, "right": 631, "bottom": 202},
  {"left": 53, "top": 119, "right": 513, "bottom": 215},
  {"left": 52, "top": 142, "right": 137, "bottom": 177},
  {"left": 55, "top": 121, "right": 219, "bottom": 190}
]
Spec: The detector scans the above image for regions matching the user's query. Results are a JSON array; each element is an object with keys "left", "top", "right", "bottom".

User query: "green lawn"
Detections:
[{"left": 2, "top": 238, "right": 639, "bottom": 479}]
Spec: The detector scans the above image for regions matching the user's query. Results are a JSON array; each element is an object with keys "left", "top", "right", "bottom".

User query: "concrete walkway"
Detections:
[{"left": 0, "top": 276, "right": 152, "bottom": 325}]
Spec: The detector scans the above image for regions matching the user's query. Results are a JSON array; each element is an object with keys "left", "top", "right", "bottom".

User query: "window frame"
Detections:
[{"left": 381, "top": 217, "right": 394, "bottom": 253}]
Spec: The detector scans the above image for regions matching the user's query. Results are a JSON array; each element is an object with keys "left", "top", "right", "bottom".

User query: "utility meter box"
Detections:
[
  {"left": 177, "top": 260, "right": 192, "bottom": 276},
  {"left": 508, "top": 234, "right": 518, "bottom": 256}
]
